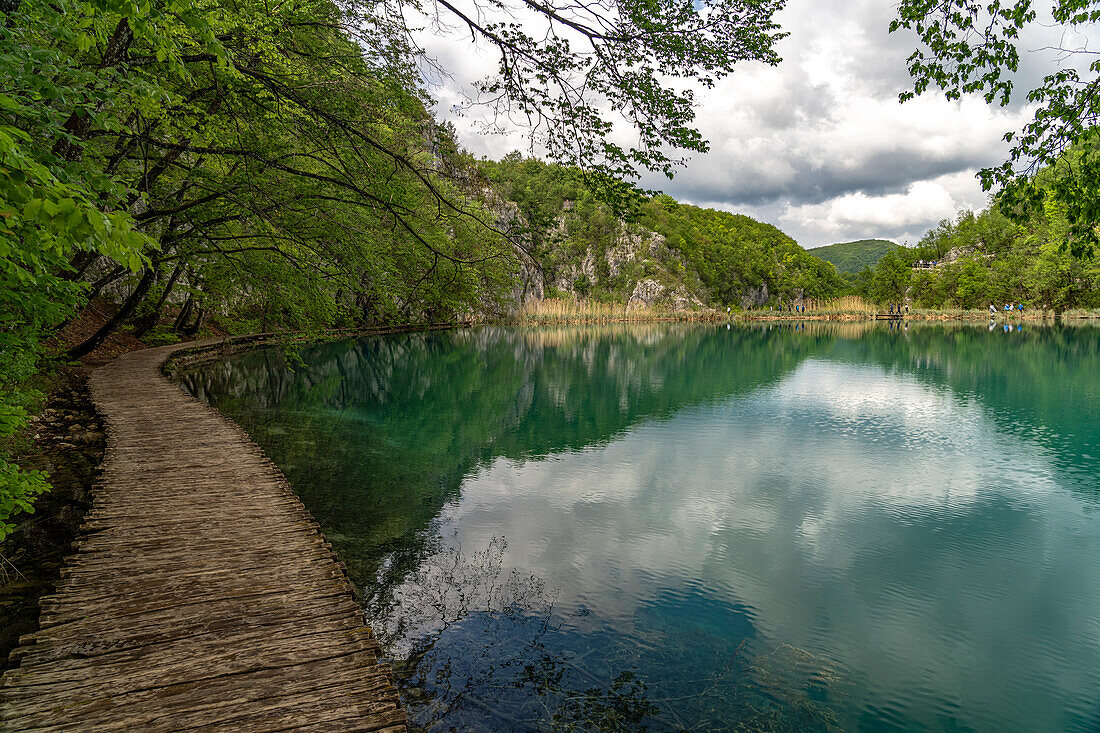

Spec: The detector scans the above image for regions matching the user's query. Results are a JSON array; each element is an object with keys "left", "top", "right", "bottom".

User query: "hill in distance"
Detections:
[{"left": 809, "top": 239, "right": 899, "bottom": 273}]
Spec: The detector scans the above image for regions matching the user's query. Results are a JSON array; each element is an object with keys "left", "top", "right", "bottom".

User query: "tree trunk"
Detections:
[
  {"left": 181, "top": 307, "right": 205, "bottom": 337},
  {"left": 52, "top": 264, "right": 125, "bottom": 335},
  {"left": 53, "top": 19, "right": 134, "bottom": 161},
  {"left": 67, "top": 266, "right": 156, "bottom": 360},
  {"left": 173, "top": 296, "right": 194, "bottom": 332},
  {"left": 132, "top": 261, "right": 184, "bottom": 337},
  {"left": 86, "top": 266, "right": 127, "bottom": 301},
  {"left": 64, "top": 251, "right": 100, "bottom": 281}
]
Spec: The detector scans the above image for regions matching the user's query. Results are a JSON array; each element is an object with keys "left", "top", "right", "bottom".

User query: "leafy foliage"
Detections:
[
  {"left": 417, "top": 0, "right": 787, "bottom": 180},
  {"left": 0, "top": 0, "right": 796, "bottom": 538},
  {"left": 0, "top": 0, "right": 517, "bottom": 538},
  {"left": 892, "top": 0, "right": 1100, "bottom": 255},
  {"left": 853, "top": 206, "right": 1100, "bottom": 311},
  {"left": 638, "top": 196, "right": 849, "bottom": 305}
]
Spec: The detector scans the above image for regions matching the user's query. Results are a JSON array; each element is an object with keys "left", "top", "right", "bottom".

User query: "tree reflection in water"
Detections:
[{"left": 366, "top": 536, "right": 842, "bottom": 732}]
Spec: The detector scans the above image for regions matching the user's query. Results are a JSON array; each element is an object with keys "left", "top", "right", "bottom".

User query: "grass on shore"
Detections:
[
  {"left": 517, "top": 296, "right": 1100, "bottom": 324},
  {"left": 515, "top": 298, "right": 720, "bottom": 325}
]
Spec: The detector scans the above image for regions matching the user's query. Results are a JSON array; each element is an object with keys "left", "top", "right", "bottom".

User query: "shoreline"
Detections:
[
  {"left": 515, "top": 310, "right": 1100, "bottom": 325},
  {"left": 734, "top": 311, "right": 1095, "bottom": 322}
]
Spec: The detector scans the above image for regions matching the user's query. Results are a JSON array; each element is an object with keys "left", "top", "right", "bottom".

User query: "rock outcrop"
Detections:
[{"left": 546, "top": 220, "right": 707, "bottom": 309}]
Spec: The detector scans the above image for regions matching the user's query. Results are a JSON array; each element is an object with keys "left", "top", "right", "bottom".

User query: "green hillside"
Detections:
[
  {"left": 810, "top": 239, "right": 899, "bottom": 273},
  {"left": 481, "top": 155, "right": 848, "bottom": 306}
]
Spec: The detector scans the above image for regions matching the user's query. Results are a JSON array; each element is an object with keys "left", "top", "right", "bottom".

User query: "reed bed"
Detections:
[
  {"left": 1062, "top": 308, "right": 1100, "bottom": 319},
  {"left": 512, "top": 297, "right": 1099, "bottom": 326},
  {"left": 520, "top": 322, "right": 675, "bottom": 348},
  {"left": 802, "top": 296, "right": 878, "bottom": 315},
  {"left": 740, "top": 296, "right": 878, "bottom": 319},
  {"left": 515, "top": 298, "right": 720, "bottom": 325}
]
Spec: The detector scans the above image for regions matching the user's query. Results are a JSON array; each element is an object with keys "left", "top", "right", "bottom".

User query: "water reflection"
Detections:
[{"left": 183, "top": 323, "right": 1100, "bottom": 731}]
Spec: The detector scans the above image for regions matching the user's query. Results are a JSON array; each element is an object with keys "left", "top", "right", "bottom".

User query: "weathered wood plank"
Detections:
[
  {"left": 0, "top": 340, "right": 406, "bottom": 732},
  {"left": 25, "top": 594, "right": 369, "bottom": 660}
]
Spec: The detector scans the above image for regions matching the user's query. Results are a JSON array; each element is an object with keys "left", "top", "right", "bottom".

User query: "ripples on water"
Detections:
[{"left": 183, "top": 322, "right": 1100, "bottom": 732}]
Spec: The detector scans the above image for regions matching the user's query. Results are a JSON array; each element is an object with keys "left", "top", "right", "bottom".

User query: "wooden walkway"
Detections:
[{"left": 0, "top": 341, "right": 407, "bottom": 731}]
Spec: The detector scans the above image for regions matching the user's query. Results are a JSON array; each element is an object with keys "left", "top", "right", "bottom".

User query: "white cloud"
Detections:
[
  {"left": 782, "top": 182, "right": 955, "bottom": 242},
  {"left": 777, "top": 172, "right": 990, "bottom": 246},
  {"left": 410, "top": 0, "right": 1100, "bottom": 247}
]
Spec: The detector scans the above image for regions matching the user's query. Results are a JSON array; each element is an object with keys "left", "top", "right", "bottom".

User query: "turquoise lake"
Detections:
[{"left": 182, "top": 322, "right": 1100, "bottom": 731}]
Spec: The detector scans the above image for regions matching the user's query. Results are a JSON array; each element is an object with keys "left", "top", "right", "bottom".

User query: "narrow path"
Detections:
[{"left": 0, "top": 341, "right": 407, "bottom": 731}]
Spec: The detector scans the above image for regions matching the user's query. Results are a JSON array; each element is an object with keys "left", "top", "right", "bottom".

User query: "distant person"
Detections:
[
  {"left": 989, "top": 303, "right": 996, "bottom": 315},
  {"left": 904, "top": 303, "right": 910, "bottom": 315},
  {"left": 888, "top": 304, "right": 894, "bottom": 315}
]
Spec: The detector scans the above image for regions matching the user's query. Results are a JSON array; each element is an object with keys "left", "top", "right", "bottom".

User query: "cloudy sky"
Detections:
[{"left": 414, "top": 0, "right": 1094, "bottom": 248}]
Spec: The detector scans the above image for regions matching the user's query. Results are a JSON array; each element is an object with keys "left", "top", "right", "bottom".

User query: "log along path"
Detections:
[{"left": 0, "top": 340, "right": 407, "bottom": 731}]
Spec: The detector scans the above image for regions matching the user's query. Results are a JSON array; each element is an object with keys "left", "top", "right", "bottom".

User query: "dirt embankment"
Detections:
[{"left": 0, "top": 379, "right": 105, "bottom": 663}]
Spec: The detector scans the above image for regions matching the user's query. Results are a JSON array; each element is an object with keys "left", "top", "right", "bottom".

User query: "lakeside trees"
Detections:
[
  {"left": 850, "top": 204, "right": 1100, "bottom": 312},
  {"left": 0, "top": 0, "right": 791, "bottom": 535},
  {"left": 0, "top": 0, "right": 518, "bottom": 535},
  {"left": 4, "top": 0, "right": 1095, "bottom": 537}
]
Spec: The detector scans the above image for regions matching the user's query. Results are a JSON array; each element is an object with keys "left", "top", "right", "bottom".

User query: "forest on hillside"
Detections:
[
  {"left": 482, "top": 155, "right": 849, "bottom": 308},
  {"left": 811, "top": 240, "right": 899, "bottom": 273}
]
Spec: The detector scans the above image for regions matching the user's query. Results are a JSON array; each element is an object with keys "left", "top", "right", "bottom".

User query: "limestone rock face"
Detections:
[
  {"left": 629, "top": 278, "right": 665, "bottom": 305},
  {"left": 629, "top": 279, "right": 704, "bottom": 311},
  {"left": 509, "top": 250, "right": 544, "bottom": 306},
  {"left": 544, "top": 217, "right": 708, "bottom": 310},
  {"left": 478, "top": 193, "right": 545, "bottom": 313},
  {"left": 606, "top": 229, "right": 663, "bottom": 279},
  {"left": 740, "top": 283, "right": 769, "bottom": 309},
  {"left": 668, "top": 284, "right": 704, "bottom": 311}
]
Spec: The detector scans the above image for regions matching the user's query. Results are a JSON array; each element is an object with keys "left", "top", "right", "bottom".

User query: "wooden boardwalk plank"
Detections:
[{"left": 0, "top": 341, "right": 407, "bottom": 732}]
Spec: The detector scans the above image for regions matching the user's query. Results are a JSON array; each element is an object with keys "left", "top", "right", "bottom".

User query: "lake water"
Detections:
[{"left": 182, "top": 322, "right": 1100, "bottom": 732}]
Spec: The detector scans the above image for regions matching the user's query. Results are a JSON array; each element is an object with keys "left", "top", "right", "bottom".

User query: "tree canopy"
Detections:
[
  {"left": 892, "top": 0, "right": 1100, "bottom": 255},
  {"left": 408, "top": 0, "right": 787, "bottom": 179}
]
